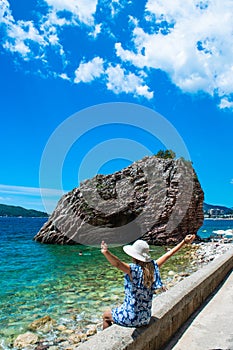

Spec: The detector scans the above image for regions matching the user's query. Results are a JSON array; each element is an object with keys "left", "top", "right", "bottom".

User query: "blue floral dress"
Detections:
[{"left": 112, "top": 260, "right": 163, "bottom": 327}]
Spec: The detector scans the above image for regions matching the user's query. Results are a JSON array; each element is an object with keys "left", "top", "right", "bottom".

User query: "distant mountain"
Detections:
[
  {"left": 0, "top": 204, "right": 49, "bottom": 217},
  {"left": 203, "top": 202, "right": 233, "bottom": 214}
]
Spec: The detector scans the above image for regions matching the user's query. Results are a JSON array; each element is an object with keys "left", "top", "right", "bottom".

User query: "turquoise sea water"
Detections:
[
  {"left": 197, "top": 218, "right": 233, "bottom": 238},
  {"left": 0, "top": 217, "right": 232, "bottom": 347}
]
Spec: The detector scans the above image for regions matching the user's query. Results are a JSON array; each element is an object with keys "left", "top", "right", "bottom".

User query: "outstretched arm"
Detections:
[
  {"left": 101, "top": 241, "right": 131, "bottom": 275},
  {"left": 156, "top": 234, "right": 195, "bottom": 267}
]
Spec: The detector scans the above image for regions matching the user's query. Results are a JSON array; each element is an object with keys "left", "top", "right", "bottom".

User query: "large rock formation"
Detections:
[{"left": 34, "top": 156, "right": 204, "bottom": 246}]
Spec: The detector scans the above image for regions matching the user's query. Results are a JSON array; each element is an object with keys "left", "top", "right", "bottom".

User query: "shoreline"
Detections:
[
  {"left": 204, "top": 217, "right": 233, "bottom": 220},
  {"left": 9, "top": 239, "right": 233, "bottom": 350}
]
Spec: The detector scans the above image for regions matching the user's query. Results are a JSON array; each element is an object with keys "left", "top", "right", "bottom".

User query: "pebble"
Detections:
[
  {"left": 168, "top": 270, "right": 175, "bottom": 276},
  {"left": 29, "top": 316, "right": 55, "bottom": 332},
  {"left": 35, "top": 344, "right": 50, "bottom": 350},
  {"left": 62, "top": 330, "right": 74, "bottom": 335},
  {"left": 14, "top": 332, "right": 38, "bottom": 349},
  {"left": 86, "top": 326, "right": 97, "bottom": 337},
  {"left": 56, "top": 325, "right": 67, "bottom": 331},
  {"left": 57, "top": 341, "right": 70, "bottom": 348},
  {"left": 67, "top": 334, "right": 82, "bottom": 344}
]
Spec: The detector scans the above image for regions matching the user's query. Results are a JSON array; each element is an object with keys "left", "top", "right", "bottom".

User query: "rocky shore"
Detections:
[
  {"left": 8, "top": 240, "right": 233, "bottom": 350},
  {"left": 164, "top": 239, "right": 233, "bottom": 288}
]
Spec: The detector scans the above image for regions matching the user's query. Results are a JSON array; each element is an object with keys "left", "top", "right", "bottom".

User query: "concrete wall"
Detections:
[{"left": 78, "top": 248, "right": 233, "bottom": 350}]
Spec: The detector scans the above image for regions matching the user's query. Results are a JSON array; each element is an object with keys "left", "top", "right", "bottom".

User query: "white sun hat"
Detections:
[{"left": 123, "top": 240, "right": 151, "bottom": 262}]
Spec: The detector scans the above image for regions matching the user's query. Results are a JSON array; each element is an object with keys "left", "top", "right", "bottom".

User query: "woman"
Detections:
[{"left": 101, "top": 234, "right": 195, "bottom": 329}]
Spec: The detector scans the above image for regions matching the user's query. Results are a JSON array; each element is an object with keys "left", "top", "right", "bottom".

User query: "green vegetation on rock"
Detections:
[{"left": 154, "top": 149, "right": 176, "bottom": 159}]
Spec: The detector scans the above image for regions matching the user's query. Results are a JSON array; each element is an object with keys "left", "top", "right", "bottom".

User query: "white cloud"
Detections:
[
  {"left": 0, "top": 184, "right": 68, "bottom": 213},
  {"left": 0, "top": 0, "right": 13, "bottom": 23},
  {"left": 48, "top": 33, "right": 59, "bottom": 45},
  {"left": 1, "top": 0, "right": 233, "bottom": 104},
  {"left": 108, "top": 0, "right": 129, "bottom": 17},
  {"left": 5, "top": 20, "right": 47, "bottom": 57},
  {"left": 73, "top": 57, "right": 153, "bottom": 98},
  {"left": 146, "top": 0, "right": 194, "bottom": 21},
  {"left": 0, "top": 184, "right": 65, "bottom": 197},
  {"left": 106, "top": 64, "right": 153, "bottom": 99},
  {"left": 40, "top": 8, "right": 74, "bottom": 34},
  {"left": 74, "top": 57, "right": 104, "bottom": 83},
  {"left": 89, "top": 23, "right": 102, "bottom": 38},
  {"left": 3, "top": 40, "right": 29, "bottom": 57},
  {"left": 0, "top": 2, "right": 47, "bottom": 60},
  {"left": 59, "top": 73, "right": 71, "bottom": 81},
  {"left": 115, "top": 0, "right": 233, "bottom": 100},
  {"left": 44, "top": 0, "right": 98, "bottom": 25},
  {"left": 0, "top": 2, "right": 70, "bottom": 75},
  {"left": 115, "top": 42, "right": 146, "bottom": 68},
  {"left": 219, "top": 98, "right": 233, "bottom": 110},
  {"left": 0, "top": 196, "right": 11, "bottom": 201}
]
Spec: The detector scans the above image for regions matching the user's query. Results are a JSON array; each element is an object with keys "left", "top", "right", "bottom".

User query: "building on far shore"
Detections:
[
  {"left": 204, "top": 209, "right": 233, "bottom": 219},
  {"left": 203, "top": 203, "right": 233, "bottom": 219},
  {"left": 209, "top": 208, "right": 224, "bottom": 216}
]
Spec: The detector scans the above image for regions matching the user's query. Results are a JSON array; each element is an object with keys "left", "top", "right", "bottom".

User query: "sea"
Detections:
[{"left": 0, "top": 217, "right": 232, "bottom": 347}]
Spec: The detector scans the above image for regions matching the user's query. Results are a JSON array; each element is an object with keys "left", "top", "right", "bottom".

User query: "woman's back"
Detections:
[{"left": 112, "top": 260, "right": 163, "bottom": 327}]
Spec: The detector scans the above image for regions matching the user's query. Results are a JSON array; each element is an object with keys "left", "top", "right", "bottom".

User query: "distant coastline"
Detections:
[
  {"left": 0, "top": 204, "right": 49, "bottom": 218},
  {"left": 1, "top": 201, "right": 233, "bottom": 220}
]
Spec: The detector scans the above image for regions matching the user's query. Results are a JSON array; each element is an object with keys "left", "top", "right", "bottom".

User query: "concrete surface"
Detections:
[{"left": 163, "top": 270, "right": 233, "bottom": 350}]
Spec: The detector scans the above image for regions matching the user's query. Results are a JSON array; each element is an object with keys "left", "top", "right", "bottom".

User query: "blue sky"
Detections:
[{"left": 0, "top": 0, "right": 233, "bottom": 213}]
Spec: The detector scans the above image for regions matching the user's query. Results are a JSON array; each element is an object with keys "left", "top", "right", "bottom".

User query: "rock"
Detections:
[
  {"left": 174, "top": 276, "right": 183, "bottom": 282},
  {"left": 57, "top": 341, "right": 70, "bottom": 348},
  {"left": 34, "top": 156, "right": 204, "bottom": 245},
  {"left": 35, "top": 344, "right": 50, "bottom": 350},
  {"left": 29, "top": 316, "right": 55, "bottom": 333},
  {"left": 56, "top": 336, "right": 68, "bottom": 343},
  {"left": 179, "top": 272, "right": 190, "bottom": 277},
  {"left": 86, "top": 326, "right": 97, "bottom": 337},
  {"left": 62, "top": 330, "right": 74, "bottom": 335},
  {"left": 68, "top": 333, "right": 82, "bottom": 344},
  {"left": 56, "top": 325, "right": 67, "bottom": 331},
  {"left": 14, "top": 332, "right": 39, "bottom": 349},
  {"left": 78, "top": 333, "right": 87, "bottom": 342},
  {"left": 168, "top": 270, "right": 175, "bottom": 276}
]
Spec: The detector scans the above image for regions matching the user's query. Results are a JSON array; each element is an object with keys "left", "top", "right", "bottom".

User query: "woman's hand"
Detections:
[
  {"left": 101, "top": 240, "right": 130, "bottom": 274},
  {"left": 157, "top": 234, "right": 196, "bottom": 267},
  {"left": 101, "top": 241, "right": 108, "bottom": 254},
  {"left": 184, "top": 234, "right": 196, "bottom": 244}
]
